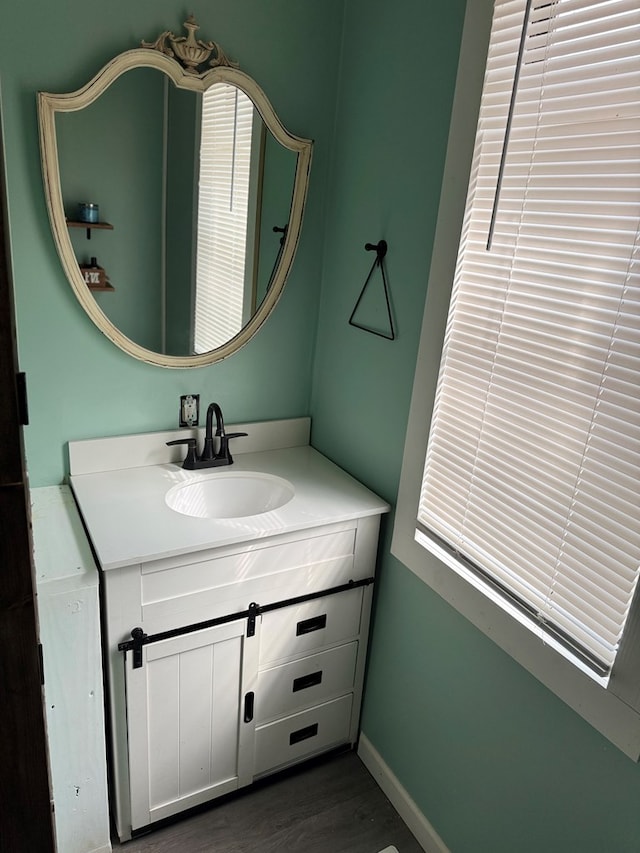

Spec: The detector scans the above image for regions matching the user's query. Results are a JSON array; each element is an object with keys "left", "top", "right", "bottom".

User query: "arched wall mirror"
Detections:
[{"left": 38, "top": 18, "right": 313, "bottom": 368}]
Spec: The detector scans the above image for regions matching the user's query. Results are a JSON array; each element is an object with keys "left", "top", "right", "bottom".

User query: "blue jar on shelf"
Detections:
[{"left": 78, "top": 202, "right": 99, "bottom": 224}]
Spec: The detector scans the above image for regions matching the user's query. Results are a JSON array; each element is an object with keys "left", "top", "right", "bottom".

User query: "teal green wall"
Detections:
[
  {"left": 310, "top": 1, "right": 640, "bottom": 852},
  {"left": 0, "top": 0, "right": 341, "bottom": 486},
  {"left": 4, "top": 1, "right": 640, "bottom": 851}
]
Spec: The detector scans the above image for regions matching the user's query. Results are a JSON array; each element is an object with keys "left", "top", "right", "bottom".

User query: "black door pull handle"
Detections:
[
  {"left": 296, "top": 614, "right": 327, "bottom": 636},
  {"left": 289, "top": 723, "right": 318, "bottom": 745},
  {"left": 244, "top": 691, "right": 254, "bottom": 723},
  {"left": 292, "top": 670, "right": 323, "bottom": 693}
]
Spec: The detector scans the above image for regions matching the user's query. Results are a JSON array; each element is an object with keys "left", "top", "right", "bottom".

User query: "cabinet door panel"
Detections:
[
  {"left": 146, "top": 653, "right": 180, "bottom": 810},
  {"left": 126, "top": 620, "right": 254, "bottom": 831}
]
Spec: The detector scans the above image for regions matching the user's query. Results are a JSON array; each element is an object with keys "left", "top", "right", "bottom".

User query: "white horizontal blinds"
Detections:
[
  {"left": 194, "top": 83, "right": 254, "bottom": 353},
  {"left": 419, "top": 0, "right": 640, "bottom": 674}
]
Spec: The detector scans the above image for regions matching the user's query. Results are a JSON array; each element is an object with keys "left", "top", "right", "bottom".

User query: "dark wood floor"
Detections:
[{"left": 117, "top": 749, "right": 423, "bottom": 853}]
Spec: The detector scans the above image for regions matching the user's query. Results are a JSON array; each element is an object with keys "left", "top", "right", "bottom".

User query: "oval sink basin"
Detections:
[{"left": 165, "top": 472, "right": 295, "bottom": 519}]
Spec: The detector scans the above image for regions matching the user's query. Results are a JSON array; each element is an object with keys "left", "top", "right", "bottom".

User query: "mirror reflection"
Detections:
[
  {"left": 56, "top": 69, "right": 297, "bottom": 357},
  {"left": 38, "top": 20, "right": 313, "bottom": 367}
]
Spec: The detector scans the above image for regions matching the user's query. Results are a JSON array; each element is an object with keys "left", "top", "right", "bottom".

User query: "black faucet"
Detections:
[{"left": 166, "top": 402, "right": 247, "bottom": 470}]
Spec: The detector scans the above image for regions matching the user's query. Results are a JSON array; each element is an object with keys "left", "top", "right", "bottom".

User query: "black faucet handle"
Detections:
[
  {"left": 166, "top": 438, "right": 199, "bottom": 469},
  {"left": 216, "top": 431, "right": 248, "bottom": 465}
]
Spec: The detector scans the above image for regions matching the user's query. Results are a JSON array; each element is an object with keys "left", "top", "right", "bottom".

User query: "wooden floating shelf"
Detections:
[
  {"left": 67, "top": 220, "right": 114, "bottom": 240},
  {"left": 67, "top": 220, "right": 114, "bottom": 230},
  {"left": 87, "top": 282, "right": 115, "bottom": 292}
]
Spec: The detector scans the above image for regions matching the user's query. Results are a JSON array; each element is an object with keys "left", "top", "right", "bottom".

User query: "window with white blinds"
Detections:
[
  {"left": 417, "top": 0, "right": 640, "bottom": 680},
  {"left": 193, "top": 83, "right": 254, "bottom": 354}
]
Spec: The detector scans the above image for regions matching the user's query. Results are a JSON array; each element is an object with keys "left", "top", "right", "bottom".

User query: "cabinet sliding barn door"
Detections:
[{"left": 125, "top": 620, "right": 256, "bottom": 831}]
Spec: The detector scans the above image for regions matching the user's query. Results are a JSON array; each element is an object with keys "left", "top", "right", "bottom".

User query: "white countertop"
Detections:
[{"left": 70, "top": 445, "right": 389, "bottom": 570}]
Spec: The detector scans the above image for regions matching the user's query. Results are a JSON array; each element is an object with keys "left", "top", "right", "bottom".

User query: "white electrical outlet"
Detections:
[{"left": 179, "top": 394, "right": 199, "bottom": 427}]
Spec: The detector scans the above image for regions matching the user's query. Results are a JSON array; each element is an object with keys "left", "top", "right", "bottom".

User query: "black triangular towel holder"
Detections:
[{"left": 348, "top": 239, "right": 395, "bottom": 341}]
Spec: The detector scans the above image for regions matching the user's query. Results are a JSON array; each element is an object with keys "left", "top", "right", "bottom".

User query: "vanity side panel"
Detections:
[
  {"left": 32, "top": 486, "right": 112, "bottom": 853},
  {"left": 352, "top": 514, "right": 382, "bottom": 579},
  {"left": 100, "top": 564, "right": 143, "bottom": 842},
  {"left": 350, "top": 514, "right": 382, "bottom": 743}
]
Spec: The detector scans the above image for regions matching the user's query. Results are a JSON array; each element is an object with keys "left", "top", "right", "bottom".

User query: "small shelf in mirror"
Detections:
[
  {"left": 79, "top": 258, "right": 114, "bottom": 292},
  {"left": 67, "top": 220, "right": 114, "bottom": 240},
  {"left": 86, "top": 280, "right": 115, "bottom": 293}
]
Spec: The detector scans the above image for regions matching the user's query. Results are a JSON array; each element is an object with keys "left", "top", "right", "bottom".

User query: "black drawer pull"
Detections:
[
  {"left": 296, "top": 614, "right": 327, "bottom": 636},
  {"left": 289, "top": 723, "right": 318, "bottom": 745},
  {"left": 292, "top": 670, "right": 323, "bottom": 693},
  {"left": 244, "top": 691, "right": 254, "bottom": 723}
]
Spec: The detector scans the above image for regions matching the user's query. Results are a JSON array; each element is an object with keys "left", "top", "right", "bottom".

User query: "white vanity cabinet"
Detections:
[
  {"left": 102, "top": 516, "right": 379, "bottom": 840},
  {"left": 68, "top": 423, "right": 389, "bottom": 843}
]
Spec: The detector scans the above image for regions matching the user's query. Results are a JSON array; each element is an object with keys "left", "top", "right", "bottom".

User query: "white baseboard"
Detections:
[{"left": 358, "top": 734, "right": 450, "bottom": 853}]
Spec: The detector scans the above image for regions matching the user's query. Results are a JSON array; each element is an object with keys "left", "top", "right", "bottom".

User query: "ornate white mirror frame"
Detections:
[{"left": 38, "top": 18, "right": 313, "bottom": 368}]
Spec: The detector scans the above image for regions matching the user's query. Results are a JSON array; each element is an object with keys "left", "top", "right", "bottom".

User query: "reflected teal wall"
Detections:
[
  {"left": 165, "top": 85, "right": 198, "bottom": 356},
  {"left": 257, "top": 135, "right": 299, "bottom": 304},
  {"left": 0, "top": 0, "right": 341, "bottom": 486},
  {"left": 59, "top": 68, "right": 164, "bottom": 351},
  {"left": 311, "top": 1, "right": 640, "bottom": 852}
]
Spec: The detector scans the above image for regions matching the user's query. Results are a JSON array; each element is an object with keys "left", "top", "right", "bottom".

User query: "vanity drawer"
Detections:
[
  {"left": 255, "top": 642, "right": 358, "bottom": 724},
  {"left": 254, "top": 694, "right": 353, "bottom": 777},
  {"left": 258, "top": 588, "right": 364, "bottom": 666}
]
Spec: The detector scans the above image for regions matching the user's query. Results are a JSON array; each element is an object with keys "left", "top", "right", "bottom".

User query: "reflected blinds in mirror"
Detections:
[{"left": 194, "top": 84, "right": 255, "bottom": 353}]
